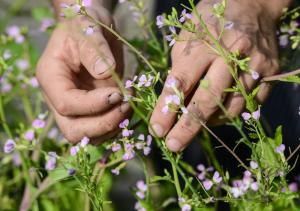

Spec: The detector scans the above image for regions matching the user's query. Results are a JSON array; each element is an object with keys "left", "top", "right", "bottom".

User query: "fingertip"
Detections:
[
  {"left": 93, "top": 57, "right": 116, "bottom": 79},
  {"left": 166, "top": 138, "right": 183, "bottom": 152},
  {"left": 149, "top": 123, "right": 165, "bottom": 138}
]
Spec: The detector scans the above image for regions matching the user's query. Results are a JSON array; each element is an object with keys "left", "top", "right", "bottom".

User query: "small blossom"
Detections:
[
  {"left": 122, "top": 128, "right": 134, "bottom": 137},
  {"left": 179, "top": 9, "right": 192, "bottom": 23},
  {"left": 48, "top": 127, "right": 58, "bottom": 139},
  {"left": 275, "top": 144, "right": 285, "bottom": 153},
  {"left": 251, "top": 182, "right": 259, "bottom": 191},
  {"left": 84, "top": 26, "right": 94, "bottom": 35},
  {"left": 6, "top": 25, "right": 20, "bottom": 37},
  {"left": 125, "top": 76, "right": 137, "bottom": 89},
  {"left": 181, "top": 204, "right": 191, "bottom": 211},
  {"left": 224, "top": 21, "right": 234, "bottom": 29},
  {"left": 203, "top": 179, "right": 213, "bottom": 190},
  {"left": 146, "top": 135, "right": 152, "bottom": 146},
  {"left": 111, "top": 168, "right": 120, "bottom": 175},
  {"left": 137, "top": 74, "right": 153, "bottom": 87},
  {"left": 4, "top": 139, "right": 16, "bottom": 154},
  {"left": 111, "top": 142, "right": 122, "bottom": 152},
  {"left": 136, "top": 191, "right": 145, "bottom": 199},
  {"left": 45, "top": 152, "right": 57, "bottom": 171},
  {"left": 143, "top": 147, "right": 151, "bottom": 155},
  {"left": 119, "top": 119, "right": 129, "bottom": 128},
  {"left": 279, "top": 35, "right": 289, "bottom": 47},
  {"left": 288, "top": 182, "right": 298, "bottom": 192},
  {"left": 68, "top": 168, "right": 76, "bottom": 175},
  {"left": 16, "top": 59, "right": 29, "bottom": 71},
  {"left": 250, "top": 70, "right": 260, "bottom": 80},
  {"left": 3, "top": 50, "right": 11, "bottom": 60},
  {"left": 169, "top": 26, "right": 176, "bottom": 34},
  {"left": 40, "top": 18, "right": 55, "bottom": 32},
  {"left": 82, "top": 0, "right": 92, "bottom": 7},
  {"left": 252, "top": 109, "right": 260, "bottom": 120},
  {"left": 24, "top": 130, "right": 35, "bottom": 141},
  {"left": 213, "top": 171, "right": 222, "bottom": 184},
  {"left": 166, "top": 77, "right": 178, "bottom": 89},
  {"left": 70, "top": 146, "right": 80, "bottom": 156},
  {"left": 72, "top": 4, "right": 81, "bottom": 13},
  {"left": 32, "top": 119, "right": 46, "bottom": 129},
  {"left": 156, "top": 15, "right": 164, "bottom": 28},
  {"left": 231, "top": 187, "right": 243, "bottom": 198},
  {"left": 162, "top": 94, "right": 181, "bottom": 114},
  {"left": 165, "top": 34, "right": 176, "bottom": 46},
  {"left": 123, "top": 149, "right": 135, "bottom": 160},
  {"left": 30, "top": 77, "right": 39, "bottom": 88},
  {"left": 138, "top": 134, "right": 145, "bottom": 141},
  {"left": 134, "top": 202, "right": 146, "bottom": 211},
  {"left": 137, "top": 180, "right": 147, "bottom": 191},
  {"left": 80, "top": 136, "right": 90, "bottom": 147},
  {"left": 12, "top": 153, "right": 21, "bottom": 166},
  {"left": 250, "top": 161, "right": 258, "bottom": 169},
  {"left": 241, "top": 112, "right": 251, "bottom": 121}
]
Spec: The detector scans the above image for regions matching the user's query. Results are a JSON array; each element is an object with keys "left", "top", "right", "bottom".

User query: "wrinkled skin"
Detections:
[
  {"left": 149, "top": 0, "right": 281, "bottom": 152},
  {"left": 37, "top": 7, "right": 129, "bottom": 144}
]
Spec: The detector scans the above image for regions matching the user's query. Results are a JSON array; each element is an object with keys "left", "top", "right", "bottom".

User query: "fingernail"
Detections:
[
  {"left": 120, "top": 103, "right": 131, "bottom": 113},
  {"left": 108, "top": 92, "right": 123, "bottom": 105},
  {"left": 166, "top": 138, "right": 182, "bottom": 152},
  {"left": 149, "top": 123, "right": 164, "bottom": 137},
  {"left": 94, "top": 58, "right": 115, "bottom": 75}
]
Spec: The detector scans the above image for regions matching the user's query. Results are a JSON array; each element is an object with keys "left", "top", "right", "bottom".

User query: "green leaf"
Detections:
[{"left": 274, "top": 126, "right": 283, "bottom": 146}]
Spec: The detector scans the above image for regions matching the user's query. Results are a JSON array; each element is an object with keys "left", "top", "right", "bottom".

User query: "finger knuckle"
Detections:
[
  {"left": 56, "top": 100, "right": 71, "bottom": 116},
  {"left": 62, "top": 125, "right": 80, "bottom": 144}
]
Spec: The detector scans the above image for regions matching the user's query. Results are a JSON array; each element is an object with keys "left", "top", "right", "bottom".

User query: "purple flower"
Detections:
[
  {"left": 231, "top": 187, "right": 243, "bottom": 198},
  {"left": 250, "top": 70, "right": 260, "bottom": 80},
  {"left": 138, "top": 134, "right": 145, "bottom": 141},
  {"left": 68, "top": 168, "right": 76, "bottom": 175},
  {"left": 80, "top": 136, "right": 90, "bottom": 147},
  {"left": 203, "top": 179, "right": 213, "bottom": 190},
  {"left": 169, "top": 26, "right": 176, "bottom": 34},
  {"left": 288, "top": 182, "right": 298, "bottom": 192},
  {"left": 82, "top": 0, "right": 92, "bottom": 7},
  {"left": 241, "top": 112, "right": 251, "bottom": 121},
  {"left": 70, "top": 146, "right": 80, "bottom": 156},
  {"left": 250, "top": 161, "right": 258, "bottom": 169},
  {"left": 162, "top": 94, "right": 181, "bottom": 114},
  {"left": 1, "top": 81, "right": 12, "bottom": 93},
  {"left": 212, "top": 171, "right": 222, "bottom": 184},
  {"left": 165, "top": 77, "right": 178, "bottom": 89},
  {"left": 143, "top": 147, "right": 151, "bottom": 155},
  {"left": 111, "top": 168, "right": 120, "bottom": 175},
  {"left": 156, "top": 15, "right": 164, "bottom": 28},
  {"left": 136, "top": 191, "right": 145, "bottom": 199},
  {"left": 179, "top": 9, "right": 192, "bottom": 23},
  {"left": 122, "top": 128, "right": 134, "bottom": 137},
  {"left": 123, "top": 149, "right": 135, "bottom": 160},
  {"left": 252, "top": 109, "right": 260, "bottom": 120},
  {"left": 60, "top": 3, "right": 69, "bottom": 8},
  {"left": 24, "top": 130, "right": 35, "bottom": 141},
  {"left": 119, "top": 119, "right": 129, "bottom": 128},
  {"left": 125, "top": 76, "right": 137, "bottom": 89},
  {"left": 40, "top": 18, "right": 55, "bottom": 32},
  {"left": 251, "top": 182, "right": 259, "bottom": 191},
  {"left": 146, "top": 135, "right": 152, "bottom": 146},
  {"left": 134, "top": 202, "right": 146, "bottom": 211},
  {"left": 181, "top": 204, "right": 191, "bottom": 211},
  {"left": 111, "top": 142, "right": 121, "bottom": 152},
  {"left": 29, "top": 77, "right": 39, "bottom": 88},
  {"left": 32, "top": 119, "right": 46, "bottom": 129},
  {"left": 16, "top": 59, "right": 29, "bottom": 71},
  {"left": 279, "top": 35, "right": 289, "bottom": 47},
  {"left": 165, "top": 35, "right": 176, "bottom": 46},
  {"left": 48, "top": 127, "right": 58, "bottom": 139},
  {"left": 6, "top": 25, "right": 20, "bottom": 37},
  {"left": 4, "top": 139, "right": 16, "bottom": 154},
  {"left": 275, "top": 144, "right": 285, "bottom": 153},
  {"left": 137, "top": 74, "right": 153, "bottom": 87},
  {"left": 12, "top": 153, "right": 21, "bottom": 166},
  {"left": 72, "top": 4, "right": 81, "bottom": 13},
  {"left": 84, "top": 26, "right": 94, "bottom": 35},
  {"left": 224, "top": 21, "right": 234, "bottom": 29},
  {"left": 45, "top": 152, "right": 57, "bottom": 171}
]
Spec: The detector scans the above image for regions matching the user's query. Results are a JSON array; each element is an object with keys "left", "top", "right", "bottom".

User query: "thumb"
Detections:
[{"left": 79, "top": 29, "right": 116, "bottom": 79}]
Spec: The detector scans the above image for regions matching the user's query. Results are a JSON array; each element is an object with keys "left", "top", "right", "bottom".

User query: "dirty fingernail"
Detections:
[
  {"left": 108, "top": 92, "right": 123, "bottom": 105},
  {"left": 94, "top": 57, "right": 115, "bottom": 75},
  {"left": 166, "top": 138, "right": 182, "bottom": 152},
  {"left": 149, "top": 123, "right": 164, "bottom": 137}
]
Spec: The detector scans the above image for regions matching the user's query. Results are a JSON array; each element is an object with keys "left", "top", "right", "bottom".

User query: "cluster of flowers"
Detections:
[
  {"left": 241, "top": 108, "right": 261, "bottom": 122},
  {"left": 118, "top": 0, "right": 146, "bottom": 24},
  {"left": 107, "top": 119, "right": 152, "bottom": 175},
  {"left": 3, "top": 118, "right": 46, "bottom": 154},
  {"left": 125, "top": 74, "right": 154, "bottom": 89},
  {"left": 196, "top": 164, "right": 222, "bottom": 190},
  {"left": 134, "top": 180, "right": 147, "bottom": 211},
  {"left": 278, "top": 20, "right": 299, "bottom": 48}
]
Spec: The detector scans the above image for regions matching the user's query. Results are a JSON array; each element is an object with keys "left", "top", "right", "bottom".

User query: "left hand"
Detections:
[{"left": 150, "top": 0, "right": 282, "bottom": 152}]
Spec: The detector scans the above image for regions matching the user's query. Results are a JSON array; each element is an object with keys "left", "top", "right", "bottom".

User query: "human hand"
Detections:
[
  {"left": 150, "top": 0, "right": 283, "bottom": 152},
  {"left": 37, "top": 4, "right": 130, "bottom": 144}
]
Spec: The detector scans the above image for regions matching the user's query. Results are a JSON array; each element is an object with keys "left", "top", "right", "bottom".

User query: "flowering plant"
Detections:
[{"left": 1, "top": 0, "right": 300, "bottom": 211}]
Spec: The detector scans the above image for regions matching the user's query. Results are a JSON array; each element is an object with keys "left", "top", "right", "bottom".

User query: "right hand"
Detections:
[{"left": 37, "top": 6, "right": 130, "bottom": 144}]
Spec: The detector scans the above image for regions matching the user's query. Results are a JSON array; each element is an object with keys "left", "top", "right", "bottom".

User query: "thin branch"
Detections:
[
  {"left": 287, "top": 144, "right": 300, "bottom": 162},
  {"left": 261, "top": 69, "right": 300, "bottom": 83}
]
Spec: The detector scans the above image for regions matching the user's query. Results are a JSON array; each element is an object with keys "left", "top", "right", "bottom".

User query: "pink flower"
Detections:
[
  {"left": 80, "top": 136, "right": 90, "bottom": 147},
  {"left": 32, "top": 119, "right": 46, "bottom": 129},
  {"left": 137, "top": 180, "right": 147, "bottom": 192},
  {"left": 181, "top": 204, "right": 191, "bottom": 211},
  {"left": 162, "top": 94, "right": 181, "bottom": 114},
  {"left": 252, "top": 109, "right": 260, "bottom": 120},
  {"left": 16, "top": 59, "right": 29, "bottom": 71},
  {"left": 82, "top": 0, "right": 92, "bottom": 7},
  {"left": 30, "top": 77, "right": 39, "bottom": 88},
  {"left": 70, "top": 146, "right": 80, "bottom": 156},
  {"left": 40, "top": 18, "right": 55, "bottom": 32},
  {"left": 123, "top": 149, "right": 135, "bottom": 160},
  {"left": 3, "top": 50, "right": 11, "bottom": 60},
  {"left": 241, "top": 112, "right": 251, "bottom": 121},
  {"left": 203, "top": 180, "right": 213, "bottom": 190},
  {"left": 251, "top": 182, "right": 259, "bottom": 191},
  {"left": 166, "top": 77, "right": 178, "bottom": 89},
  {"left": 125, "top": 76, "right": 137, "bottom": 88},
  {"left": 24, "top": 130, "right": 35, "bottom": 141},
  {"left": 122, "top": 128, "right": 134, "bottom": 137},
  {"left": 143, "top": 147, "right": 151, "bottom": 155},
  {"left": 136, "top": 191, "right": 145, "bottom": 199},
  {"left": 111, "top": 142, "right": 121, "bottom": 152},
  {"left": 288, "top": 182, "right": 298, "bottom": 192},
  {"left": 137, "top": 75, "right": 153, "bottom": 87},
  {"left": 165, "top": 34, "right": 176, "bottom": 46}
]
